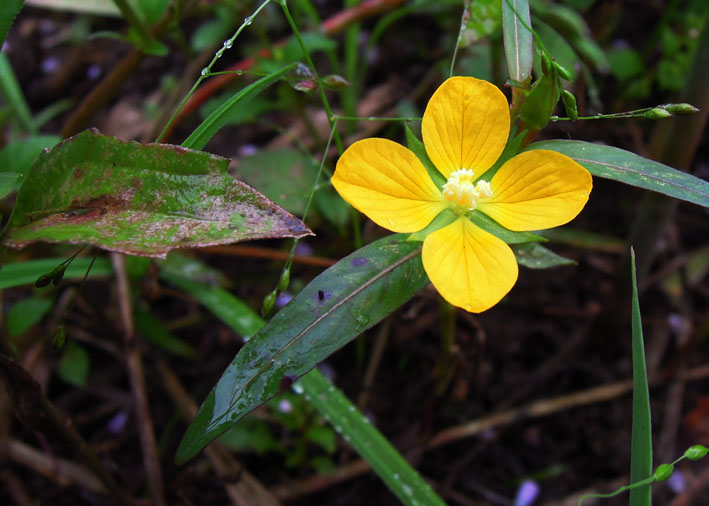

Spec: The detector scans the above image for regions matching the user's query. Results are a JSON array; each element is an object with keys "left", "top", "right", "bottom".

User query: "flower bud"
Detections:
[
  {"left": 293, "top": 79, "right": 317, "bottom": 93},
  {"left": 643, "top": 107, "right": 672, "bottom": 120},
  {"left": 322, "top": 74, "right": 350, "bottom": 90},
  {"left": 261, "top": 290, "right": 277, "bottom": 316},
  {"left": 660, "top": 103, "right": 699, "bottom": 115},
  {"left": 52, "top": 265, "right": 67, "bottom": 286},
  {"left": 35, "top": 273, "right": 53, "bottom": 288},
  {"left": 561, "top": 90, "right": 578, "bottom": 120},
  {"left": 552, "top": 61, "right": 573, "bottom": 81},
  {"left": 684, "top": 444, "right": 708, "bottom": 461},
  {"left": 540, "top": 52, "right": 552, "bottom": 75},
  {"left": 277, "top": 268, "right": 290, "bottom": 292},
  {"left": 654, "top": 463, "right": 674, "bottom": 482}
]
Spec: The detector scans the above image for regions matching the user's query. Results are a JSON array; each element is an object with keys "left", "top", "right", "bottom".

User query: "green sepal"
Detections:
[
  {"left": 406, "top": 209, "right": 457, "bottom": 242},
  {"left": 404, "top": 122, "right": 446, "bottom": 188},
  {"left": 519, "top": 71, "right": 561, "bottom": 130}
]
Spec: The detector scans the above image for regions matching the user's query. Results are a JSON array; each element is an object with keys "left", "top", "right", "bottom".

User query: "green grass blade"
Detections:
[
  {"left": 0, "top": 52, "right": 37, "bottom": 134},
  {"left": 161, "top": 254, "right": 448, "bottom": 505},
  {"left": 181, "top": 63, "right": 297, "bottom": 150},
  {"left": 0, "top": 256, "right": 113, "bottom": 289},
  {"left": 629, "top": 248, "right": 652, "bottom": 506}
]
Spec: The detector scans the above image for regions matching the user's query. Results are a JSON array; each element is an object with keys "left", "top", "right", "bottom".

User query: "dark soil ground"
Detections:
[{"left": 2, "top": 2, "right": 708, "bottom": 506}]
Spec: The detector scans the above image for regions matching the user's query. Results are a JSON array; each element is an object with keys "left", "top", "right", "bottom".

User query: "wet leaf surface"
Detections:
[
  {"left": 177, "top": 234, "right": 427, "bottom": 461},
  {"left": 1, "top": 129, "right": 312, "bottom": 257}
]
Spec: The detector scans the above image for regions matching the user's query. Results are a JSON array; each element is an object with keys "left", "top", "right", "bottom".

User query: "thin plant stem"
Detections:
[
  {"left": 156, "top": 0, "right": 275, "bottom": 142},
  {"left": 277, "top": 0, "right": 344, "bottom": 154},
  {"left": 332, "top": 114, "right": 422, "bottom": 122}
]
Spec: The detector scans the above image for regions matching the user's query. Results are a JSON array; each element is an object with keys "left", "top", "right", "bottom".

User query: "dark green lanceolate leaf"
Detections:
[
  {"left": 182, "top": 63, "right": 297, "bottom": 151},
  {"left": 177, "top": 234, "right": 428, "bottom": 461},
  {"left": 527, "top": 140, "right": 709, "bottom": 207},
  {"left": 2, "top": 130, "right": 311, "bottom": 257},
  {"left": 0, "top": 172, "right": 21, "bottom": 198},
  {"left": 0, "top": 0, "right": 23, "bottom": 51},
  {"left": 629, "top": 249, "right": 652, "bottom": 506},
  {"left": 470, "top": 212, "right": 546, "bottom": 245},
  {"left": 502, "top": 0, "right": 533, "bottom": 82},
  {"left": 513, "top": 242, "right": 575, "bottom": 269}
]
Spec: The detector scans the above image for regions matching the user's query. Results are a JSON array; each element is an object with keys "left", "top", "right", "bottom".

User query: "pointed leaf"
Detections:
[
  {"left": 1, "top": 130, "right": 311, "bottom": 257},
  {"left": 527, "top": 140, "right": 709, "bottom": 207},
  {"left": 502, "top": 0, "right": 533, "bottom": 82},
  {"left": 513, "top": 242, "right": 575, "bottom": 269},
  {"left": 629, "top": 249, "right": 652, "bottom": 506},
  {"left": 177, "top": 234, "right": 428, "bottom": 461}
]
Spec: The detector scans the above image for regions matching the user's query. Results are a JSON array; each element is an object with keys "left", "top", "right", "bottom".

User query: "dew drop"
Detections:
[
  {"left": 201, "top": 67, "right": 209, "bottom": 76},
  {"left": 292, "top": 382, "right": 304, "bottom": 394},
  {"left": 244, "top": 16, "right": 252, "bottom": 25},
  {"left": 223, "top": 39, "right": 233, "bottom": 48}
]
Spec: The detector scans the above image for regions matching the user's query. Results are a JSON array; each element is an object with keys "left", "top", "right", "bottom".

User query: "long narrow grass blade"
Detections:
[
  {"left": 0, "top": 52, "right": 37, "bottom": 134},
  {"left": 629, "top": 248, "right": 652, "bottom": 506},
  {"left": 181, "top": 63, "right": 297, "bottom": 150}
]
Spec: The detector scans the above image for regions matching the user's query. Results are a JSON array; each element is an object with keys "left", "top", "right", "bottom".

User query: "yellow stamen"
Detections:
[{"left": 442, "top": 169, "right": 492, "bottom": 214}]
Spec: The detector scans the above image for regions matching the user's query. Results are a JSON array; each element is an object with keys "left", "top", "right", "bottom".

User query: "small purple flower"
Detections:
[{"left": 514, "top": 480, "right": 540, "bottom": 506}]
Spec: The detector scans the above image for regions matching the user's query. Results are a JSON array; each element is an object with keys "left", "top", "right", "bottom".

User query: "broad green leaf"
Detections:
[
  {"left": 0, "top": 135, "right": 61, "bottom": 191},
  {"left": 527, "top": 140, "right": 709, "bottom": 207},
  {"left": 0, "top": 256, "right": 113, "bottom": 289},
  {"left": 58, "top": 340, "right": 90, "bottom": 387},
  {"left": 629, "top": 249, "right": 652, "bottom": 506},
  {"left": 177, "top": 234, "right": 428, "bottom": 461},
  {"left": 0, "top": 172, "right": 21, "bottom": 198},
  {"left": 235, "top": 148, "right": 319, "bottom": 215},
  {"left": 182, "top": 63, "right": 297, "bottom": 151},
  {"left": 0, "top": 0, "right": 22, "bottom": 47},
  {"left": 165, "top": 253, "right": 448, "bottom": 506},
  {"left": 2, "top": 130, "right": 311, "bottom": 257},
  {"left": 513, "top": 242, "right": 575, "bottom": 269},
  {"left": 8, "top": 297, "right": 53, "bottom": 337},
  {"left": 519, "top": 72, "right": 560, "bottom": 130},
  {"left": 459, "top": 0, "right": 501, "bottom": 47},
  {"left": 502, "top": 0, "right": 533, "bottom": 82}
]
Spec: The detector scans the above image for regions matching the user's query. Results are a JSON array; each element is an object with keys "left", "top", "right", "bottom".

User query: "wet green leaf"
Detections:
[
  {"left": 527, "top": 140, "right": 709, "bottom": 207},
  {"left": 0, "top": 0, "right": 23, "bottom": 47},
  {"left": 177, "top": 234, "right": 427, "bottom": 461},
  {"left": 2, "top": 130, "right": 312, "bottom": 258},
  {"left": 513, "top": 242, "right": 575, "bottom": 269}
]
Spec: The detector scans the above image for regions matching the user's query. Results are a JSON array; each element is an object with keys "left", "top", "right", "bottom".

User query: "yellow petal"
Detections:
[
  {"left": 331, "top": 138, "right": 446, "bottom": 233},
  {"left": 478, "top": 150, "right": 592, "bottom": 231},
  {"left": 421, "top": 76, "right": 510, "bottom": 179},
  {"left": 422, "top": 217, "right": 518, "bottom": 313}
]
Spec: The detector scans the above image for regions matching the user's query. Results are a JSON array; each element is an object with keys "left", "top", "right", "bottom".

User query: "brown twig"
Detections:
[
  {"left": 112, "top": 253, "right": 166, "bottom": 506},
  {"left": 5, "top": 438, "right": 106, "bottom": 494},
  {"left": 156, "top": 359, "right": 283, "bottom": 506}
]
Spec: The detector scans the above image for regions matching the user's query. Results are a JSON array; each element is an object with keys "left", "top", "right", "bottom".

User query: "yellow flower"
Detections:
[{"left": 332, "top": 76, "right": 592, "bottom": 312}]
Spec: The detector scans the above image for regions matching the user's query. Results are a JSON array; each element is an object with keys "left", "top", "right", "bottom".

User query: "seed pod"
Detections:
[
  {"left": 552, "top": 61, "right": 573, "bottom": 81},
  {"left": 661, "top": 103, "right": 699, "bottom": 115},
  {"left": 293, "top": 79, "right": 317, "bottom": 93},
  {"left": 277, "top": 268, "right": 291, "bottom": 292},
  {"left": 35, "top": 273, "right": 53, "bottom": 288},
  {"left": 684, "top": 444, "right": 708, "bottom": 461},
  {"left": 322, "top": 74, "right": 350, "bottom": 90},
  {"left": 261, "top": 290, "right": 277, "bottom": 317},
  {"left": 643, "top": 107, "right": 672, "bottom": 120},
  {"left": 653, "top": 463, "right": 674, "bottom": 482},
  {"left": 561, "top": 90, "right": 578, "bottom": 120},
  {"left": 52, "top": 265, "right": 67, "bottom": 286}
]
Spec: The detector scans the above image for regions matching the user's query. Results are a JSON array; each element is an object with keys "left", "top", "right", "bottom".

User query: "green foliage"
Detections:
[
  {"left": 2, "top": 130, "right": 311, "bottom": 257},
  {"left": 7, "top": 296, "right": 53, "bottom": 337},
  {"left": 57, "top": 340, "right": 90, "bottom": 387},
  {"left": 0, "top": 0, "right": 22, "bottom": 47}
]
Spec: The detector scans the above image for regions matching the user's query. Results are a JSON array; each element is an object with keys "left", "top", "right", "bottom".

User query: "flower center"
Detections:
[{"left": 441, "top": 169, "right": 493, "bottom": 214}]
